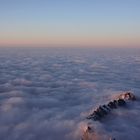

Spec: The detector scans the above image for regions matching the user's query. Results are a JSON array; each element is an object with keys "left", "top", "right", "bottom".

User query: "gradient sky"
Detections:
[{"left": 0, "top": 0, "right": 140, "bottom": 47}]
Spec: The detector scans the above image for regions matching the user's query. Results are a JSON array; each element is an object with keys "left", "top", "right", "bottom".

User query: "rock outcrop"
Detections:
[
  {"left": 82, "top": 92, "right": 136, "bottom": 140},
  {"left": 86, "top": 92, "right": 136, "bottom": 121}
]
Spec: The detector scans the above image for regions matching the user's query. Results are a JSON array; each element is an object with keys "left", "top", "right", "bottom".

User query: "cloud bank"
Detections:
[{"left": 0, "top": 48, "right": 140, "bottom": 140}]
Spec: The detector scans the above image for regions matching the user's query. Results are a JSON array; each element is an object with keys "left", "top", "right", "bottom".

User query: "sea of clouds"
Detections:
[{"left": 0, "top": 47, "right": 140, "bottom": 140}]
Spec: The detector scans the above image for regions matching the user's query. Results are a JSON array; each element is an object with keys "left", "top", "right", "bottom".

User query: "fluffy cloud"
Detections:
[{"left": 0, "top": 48, "right": 140, "bottom": 140}]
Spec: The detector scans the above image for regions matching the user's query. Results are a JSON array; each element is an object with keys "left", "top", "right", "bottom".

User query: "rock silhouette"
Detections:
[
  {"left": 82, "top": 92, "right": 136, "bottom": 140},
  {"left": 87, "top": 92, "right": 135, "bottom": 121}
]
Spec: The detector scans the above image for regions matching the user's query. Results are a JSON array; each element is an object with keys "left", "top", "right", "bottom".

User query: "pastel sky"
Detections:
[{"left": 0, "top": 0, "right": 140, "bottom": 47}]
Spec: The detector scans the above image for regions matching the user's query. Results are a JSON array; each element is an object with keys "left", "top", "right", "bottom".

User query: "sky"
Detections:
[{"left": 0, "top": 0, "right": 140, "bottom": 47}]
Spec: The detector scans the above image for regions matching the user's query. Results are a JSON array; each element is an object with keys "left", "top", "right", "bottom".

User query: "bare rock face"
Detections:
[
  {"left": 118, "top": 92, "right": 136, "bottom": 101},
  {"left": 86, "top": 92, "right": 136, "bottom": 121},
  {"left": 81, "top": 125, "right": 102, "bottom": 140},
  {"left": 82, "top": 92, "right": 136, "bottom": 140}
]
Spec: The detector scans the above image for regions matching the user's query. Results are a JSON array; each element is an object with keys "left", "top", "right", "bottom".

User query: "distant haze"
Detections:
[{"left": 0, "top": 0, "right": 140, "bottom": 47}]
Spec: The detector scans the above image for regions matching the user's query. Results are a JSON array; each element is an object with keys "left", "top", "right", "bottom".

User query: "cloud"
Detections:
[
  {"left": 11, "top": 78, "right": 32, "bottom": 86},
  {"left": 0, "top": 47, "right": 140, "bottom": 140}
]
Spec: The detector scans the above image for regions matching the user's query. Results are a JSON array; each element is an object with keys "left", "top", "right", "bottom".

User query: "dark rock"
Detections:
[
  {"left": 87, "top": 126, "right": 92, "bottom": 131},
  {"left": 108, "top": 101, "right": 117, "bottom": 109},
  {"left": 117, "top": 99, "right": 126, "bottom": 106},
  {"left": 87, "top": 110, "right": 101, "bottom": 121},
  {"left": 113, "top": 100, "right": 118, "bottom": 105},
  {"left": 126, "top": 92, "right": 136, "bottom": 100},
  {"left": 92, "top": 115, "right": 100, "bottom": 121},
  {"left": 99, "top": 106, "right": 108, "bottom": 115},
  {"left": 102, "top": 105, "right": 111, "bottom": 112},
  {"left": 86, "top": 92, "right": 136, "bottom": 122}
]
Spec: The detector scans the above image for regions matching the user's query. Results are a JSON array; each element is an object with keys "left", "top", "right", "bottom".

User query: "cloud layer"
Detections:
[{"left": 0, "top": 48, "right": 140, "bottom": 140}]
